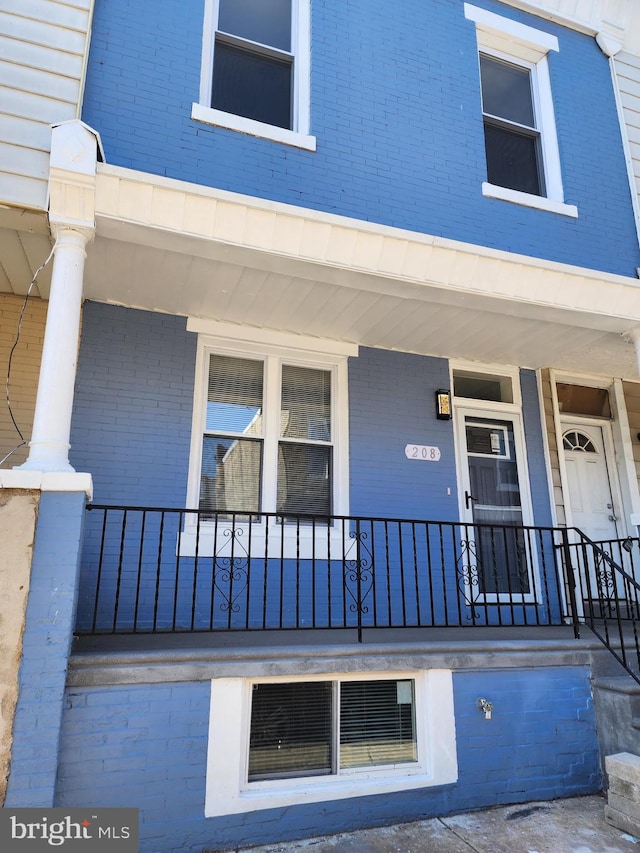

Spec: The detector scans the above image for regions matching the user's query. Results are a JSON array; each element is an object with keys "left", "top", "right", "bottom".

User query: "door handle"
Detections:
[{"left": 465, "top": 490, "right": 477, "bottom": 510}]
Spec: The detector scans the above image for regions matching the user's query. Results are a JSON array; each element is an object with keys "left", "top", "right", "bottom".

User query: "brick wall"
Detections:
[
  {"left": 0, "top": 294, "right": 46, "bottom": 469},
  {"left": 6, "top": 491, "right": 86, "bottom": 807},
  {"left": 55, "top": 664, "right": 600, "bottom": 852},
  {"left": 70, "top": 302, "right": 197, "bottom": 506},
  {"left": 81, "top": 0, "right": 640, "bottom": 276}
]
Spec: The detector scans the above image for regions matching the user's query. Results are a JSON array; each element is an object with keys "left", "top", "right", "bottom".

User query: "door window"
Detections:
[{"left": 464, "top": 417, "right": 530, "bottom": 595}]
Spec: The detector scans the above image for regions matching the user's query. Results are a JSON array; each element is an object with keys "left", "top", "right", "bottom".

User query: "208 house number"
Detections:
[{"left": 405, "top": 444, "right": 441, "bottom": 461}]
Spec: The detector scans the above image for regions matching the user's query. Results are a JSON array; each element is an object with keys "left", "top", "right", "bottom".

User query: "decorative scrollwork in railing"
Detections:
[
  {"left": 213, "top": 527, "right": 249, "bottom": 615},
  {"left": 457, "top": 537, "right": 481, "bottom": 619},
  {"left": 593, "top": 550, "right": 617, "bottom": 612},
  {"left": 343, "top": 528, "right": 374, "bottom": 618}
]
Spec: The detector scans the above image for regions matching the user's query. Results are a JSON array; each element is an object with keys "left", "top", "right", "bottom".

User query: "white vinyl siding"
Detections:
[{"left": 0, "top": 0, "right": 93, "bottom": 210}]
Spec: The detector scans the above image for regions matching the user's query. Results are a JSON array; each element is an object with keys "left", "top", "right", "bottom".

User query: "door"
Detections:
[
  {"left": 562, "top": 421, "right": 622, "bottom": 601},
  {"left": 457, "top": 412, "right": 532, "bottom": 598},
  {"left": 562, "top": 423, "right": 618, "bottom": 543}
]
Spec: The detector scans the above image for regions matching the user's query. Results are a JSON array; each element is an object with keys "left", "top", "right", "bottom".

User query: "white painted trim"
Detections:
[
  {"left": 492, "top": 1, "right": 597, "bottom": 37},
  {"left": 191, "top": 103, "right": 317, "bottom": 151},
  {"left": 0, "top": 471, "right": 93, "bottom": 498},
  {"left": 186, "top": 318, "right": 358, "bottom": 357},
  {"left": 205, "top": 670, "right": 457, "bottom": 816},
  {"left": 610, "top": 378, "right": 640, "bottom": 531},
  {"left": 464, "top": 3, "right": 559, "bottom": 53},
  {"left": 482, "top": 183, "right": 578, "bottom": 217},
  {"left": 535, "top": 368, "right": 559, "bottom": 528},
  {"left": 94, "top": 164, "right": 640, "bottom": 331}
]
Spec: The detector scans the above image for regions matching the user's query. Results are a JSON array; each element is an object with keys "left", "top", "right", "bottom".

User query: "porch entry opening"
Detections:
[{"left": 463, "top": 417, "right": 529, "bottom": 595}]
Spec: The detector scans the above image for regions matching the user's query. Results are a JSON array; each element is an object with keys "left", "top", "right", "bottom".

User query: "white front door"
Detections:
[{"left": 562, "top": 422, "right": 618, "bottom": 543}]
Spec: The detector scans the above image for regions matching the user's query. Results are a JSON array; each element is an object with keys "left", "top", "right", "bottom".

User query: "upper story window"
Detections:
[
  {"left": 465, "top": 4, "right": 577, "bottom": 218},
  {"left": 480, "top": 54, "right": 543, "bottom": 196},
  {"left": 192, "top": 0, "right": 316, "bottom": 150}
]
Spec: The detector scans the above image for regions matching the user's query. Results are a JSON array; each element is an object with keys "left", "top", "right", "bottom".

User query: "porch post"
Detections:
[
  {"left": 18, "top": 227, "right": 92, "bottom": 472},
  {"left": 16, "top": 120, "right": 99, "bottom": 474}
]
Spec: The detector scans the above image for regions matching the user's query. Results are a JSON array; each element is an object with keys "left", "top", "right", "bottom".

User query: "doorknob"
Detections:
[
  {"left": 608, "top": 514, "right": 617, "bottom": 522},
  {"left": 465, "top": 490, "right": 477, "bottom": 510}
]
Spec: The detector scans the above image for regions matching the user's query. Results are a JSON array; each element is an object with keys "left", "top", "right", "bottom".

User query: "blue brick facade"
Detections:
[
  {"left": 70, "top": 302, "right": 197, "bottom": 506},
  {"left": 55, "top": 666, "right": 599, "bottom": 852},
  {"left": 82, "top": 0, "right": 640, "bottom": 276},
  {"left": 71, "top": 305, "right": 552, "bottom": 526}
]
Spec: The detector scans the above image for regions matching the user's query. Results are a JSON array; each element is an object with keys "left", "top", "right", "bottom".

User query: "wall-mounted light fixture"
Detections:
[{"left": 436, "top": 389, "right": 452, "bottom": 420}]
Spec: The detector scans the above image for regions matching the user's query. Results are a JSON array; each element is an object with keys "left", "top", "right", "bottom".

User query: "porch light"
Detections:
[{"left": 436, "top": 389, "right": 452, "bottom": 420}]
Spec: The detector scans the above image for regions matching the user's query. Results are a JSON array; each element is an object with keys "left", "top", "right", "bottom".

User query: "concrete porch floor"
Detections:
[{"left": 236, "top": 795, "right": 637, "bottom": 853}]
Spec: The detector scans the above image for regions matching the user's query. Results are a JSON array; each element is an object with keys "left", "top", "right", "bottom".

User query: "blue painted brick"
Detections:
[{"left": 79, "top": 0, "right": 640, "bottom": 277}]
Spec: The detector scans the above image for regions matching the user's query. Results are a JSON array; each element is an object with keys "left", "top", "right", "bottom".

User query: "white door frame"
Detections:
[{"left": 453, "top": 404, "right": 538, "bottom": 602}]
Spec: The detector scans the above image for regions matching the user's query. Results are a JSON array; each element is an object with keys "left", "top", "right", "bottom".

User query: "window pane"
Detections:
[
  {"left": 219, "top": 0, "right": 291, "bottom": 51},
  {"left": 480, "top": 55, "right": 535, "bottom": 127},
  {"left": 484, "top": 122, "right": 541, "bottom": 196},
  {"left": 248, "top": 682, "right": 332, "bottom": 780},
  {"left": 340, "top": 680, "right": 417, "bottom": 769},
  {"left": 200, "top": 436, "right": 262, "bottom": 514},
  {"left": 277, "top": 444, "right": 332, "bottom": 515},
  {"left": 206, "top": 354, "right": 263, "bottom": 435},
  {"left": 281, "top": 366, "right": 331, "bottom": 441},
  {"left": 212, "top": 41, "right": 292, "bottom": 129}
]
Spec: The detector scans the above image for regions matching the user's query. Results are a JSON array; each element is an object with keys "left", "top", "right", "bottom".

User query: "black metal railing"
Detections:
[
  {"left": 562, "top": 532, "right": 640, "bottom": 684},
  {"left": 76, "top": 505, "right": 577, "bottom": 640}
]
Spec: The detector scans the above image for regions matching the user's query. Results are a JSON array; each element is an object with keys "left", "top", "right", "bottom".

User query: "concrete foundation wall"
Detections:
[{"left": 0, "top": 489, "right": 38, "bottom": 804}]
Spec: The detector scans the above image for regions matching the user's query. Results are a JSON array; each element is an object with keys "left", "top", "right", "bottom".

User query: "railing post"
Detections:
[{"left": 559, "top": 527, "right": 581, "bottom": 639}]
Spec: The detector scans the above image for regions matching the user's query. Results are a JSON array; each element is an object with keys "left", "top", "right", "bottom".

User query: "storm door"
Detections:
[{"left": 458, "top": 413, "right": 532, "bottom": 597}]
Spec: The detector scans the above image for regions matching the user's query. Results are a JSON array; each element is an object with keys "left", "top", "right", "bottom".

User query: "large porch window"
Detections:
[{"left": 199, "top": 355, "right": 333, "bottom": 517}]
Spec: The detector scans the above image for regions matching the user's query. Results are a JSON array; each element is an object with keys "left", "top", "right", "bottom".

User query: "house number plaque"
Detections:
[{"left": 405, "top": 444, "right": 441, "bottom": 461}]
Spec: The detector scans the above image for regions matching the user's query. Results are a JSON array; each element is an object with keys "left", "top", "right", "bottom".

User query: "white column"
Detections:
[{"left": 18, "top": 227, "right": 91, "bottom": 473}]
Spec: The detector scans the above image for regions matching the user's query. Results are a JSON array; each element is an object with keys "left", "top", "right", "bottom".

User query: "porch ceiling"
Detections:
[
  {"left": 2, "top": 164, "right": 640, "bottom": 378},
  {"left": 83, "top": 232, "right": 638, "bottom": 375}
]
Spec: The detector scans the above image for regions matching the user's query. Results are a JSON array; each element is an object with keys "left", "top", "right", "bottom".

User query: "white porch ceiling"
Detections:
[{"left": 2, "top": 160, "right": 640, "bottom": 379}]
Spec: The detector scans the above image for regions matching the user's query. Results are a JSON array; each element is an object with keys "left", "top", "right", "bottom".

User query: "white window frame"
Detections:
[
  {"left": 464, "top": 3, "right": 577, "bottom": 218},
  {"left": 192, "top": 0, "right": 316, "bottom": 150},
  {"left": 205, "top": 670, "right": 458, "bottom": 816},
  {"left": 182, "top": 321, "right": 354, "bottom": 558}
]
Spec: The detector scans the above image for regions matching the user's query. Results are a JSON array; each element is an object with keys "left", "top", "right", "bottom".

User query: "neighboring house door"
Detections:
[
  {"left": 456, "top": 409, "right": 533, "bottom": 598},
  {"left": 562, "top": 423, "right": 618, "bottom": 542},
  {"left": 561, "top": 421, "right": 623, "bottom": 600}
]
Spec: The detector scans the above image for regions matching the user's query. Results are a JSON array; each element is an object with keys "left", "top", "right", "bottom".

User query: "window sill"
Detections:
[
  {"left": 482, "top": 183, "right": 578, "bottom": 218},
  {"left": 191, "top": 103, "right": 317, "bottom": 151},
  {"left": 178, "top": 520, "right": 351, "bottom": 560}
]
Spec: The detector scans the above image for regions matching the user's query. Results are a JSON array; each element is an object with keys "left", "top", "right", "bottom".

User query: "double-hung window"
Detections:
[
  {"left": 480, "top": 53, "right": 543, "bottom": 197},
  {"left": 192, "top": 0, "right": 315, "bottom": 149},
  {"left": 464, "top": 3, "right": 577, "bottom": 217},
  {"left": 184, "top": 323, "right": 353, "bottom": 555},
  {"left": 199, "top": 354, "right": 334, "bottom": 518}
]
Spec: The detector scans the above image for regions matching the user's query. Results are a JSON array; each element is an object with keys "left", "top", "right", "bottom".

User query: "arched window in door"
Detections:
[{"left": 562, "top": 431, "right": 597, "bottom": 453}]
